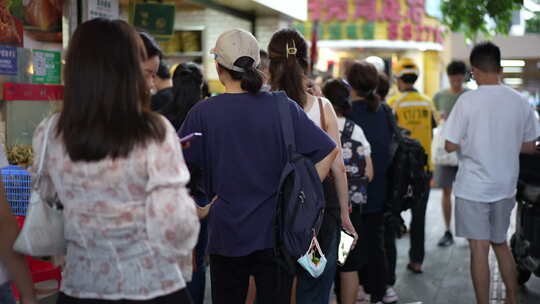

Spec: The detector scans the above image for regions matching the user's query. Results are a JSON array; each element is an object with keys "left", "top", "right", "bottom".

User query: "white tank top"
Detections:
[{"left": 306, "top": 96, "right": 327, "bottom": 128}]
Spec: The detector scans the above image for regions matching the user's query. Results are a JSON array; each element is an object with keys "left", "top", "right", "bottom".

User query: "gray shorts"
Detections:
[
  {"left": 434, "top": 165, "right": 458, "bottom": 188},
  {"left": 455, "top": 197, "right": 515, "bottom": 243}
]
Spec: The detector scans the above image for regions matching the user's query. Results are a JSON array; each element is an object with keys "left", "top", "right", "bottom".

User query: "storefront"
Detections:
[
  {"left": 120, "top": 0, "right": 308, "bottom": 93},
  {"left": 296, "top": 0, "right": 450, "bottom": 98},
  {"left": 0, "top": 0, "right": 65, "bottom": 152},
  {"left": 0, "top": 0, "right": 308, "bottom": 155}
]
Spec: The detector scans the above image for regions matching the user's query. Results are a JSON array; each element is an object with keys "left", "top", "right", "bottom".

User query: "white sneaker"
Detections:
[{"left": 383, "top": 287, "right": 399, "bottom": 304}]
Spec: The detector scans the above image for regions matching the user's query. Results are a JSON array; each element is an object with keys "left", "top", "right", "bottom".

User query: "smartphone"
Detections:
[
  {"left": 180, "top": 132, "right": 202, "bottom": 144},
  {"left": 338, "top": 229, "right": 355, "bottom": 266}
]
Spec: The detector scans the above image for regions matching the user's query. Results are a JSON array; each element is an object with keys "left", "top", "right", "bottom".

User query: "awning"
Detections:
[{"left": 317, "top": 39, "right": 443, "bottom": 51}]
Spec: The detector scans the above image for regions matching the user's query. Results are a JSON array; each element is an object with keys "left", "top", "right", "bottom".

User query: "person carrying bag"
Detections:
[{"left": 14, "top": 116, "right": 65, "bottom": 257}]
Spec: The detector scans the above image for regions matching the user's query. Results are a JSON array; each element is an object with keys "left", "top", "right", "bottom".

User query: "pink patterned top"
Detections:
[{"left": 31, "top": 115, "right": 200, "bottom": 300}]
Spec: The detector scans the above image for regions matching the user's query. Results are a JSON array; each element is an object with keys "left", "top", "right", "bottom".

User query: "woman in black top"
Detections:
[
  {"left": 342, "top": 61, "right": 393, "bottom": 304},
  {"left": 160, "top": 62, "right": 208, "bottom": 304}
]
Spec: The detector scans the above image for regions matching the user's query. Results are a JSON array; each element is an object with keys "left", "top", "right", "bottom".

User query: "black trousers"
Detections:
[
  {"left": 409, "top": 185, "right": 431, "bottom": 264},
  {"left": 57, "top": 289, "right": 193, "bottom": 304},
  {"left": 210, "top": 249, "right": 293, "bottom": 304},
  {"left": 384, "top": 213, "right": 398, "bottom": 286}
]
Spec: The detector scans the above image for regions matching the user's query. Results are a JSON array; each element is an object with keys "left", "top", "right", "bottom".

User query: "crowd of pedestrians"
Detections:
[{"left": 0, "top": 17, "right": 539, "bottom": 304}]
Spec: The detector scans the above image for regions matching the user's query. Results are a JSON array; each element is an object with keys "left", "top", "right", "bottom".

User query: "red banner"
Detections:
[{"left": 2, "top": 83, "right": 63, "bottom": 101}]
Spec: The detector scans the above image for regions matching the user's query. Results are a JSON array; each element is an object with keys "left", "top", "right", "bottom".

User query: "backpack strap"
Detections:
[
  {"left": 341, "top": 119, "right": 355, "bottom": 143},
  {"left": 275, "top": 92, "right": 296, "bottom": 162},
  {"left": 318, "top": 97, "right": 328, "bottom": 132}
]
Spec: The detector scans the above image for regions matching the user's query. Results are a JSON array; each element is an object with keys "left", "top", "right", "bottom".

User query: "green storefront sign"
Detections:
[
  {"left": 131, "top": 1, "right": 176, "bottom": 40},
  {"left": 32, "top": 50, "right": 61, "bottom": 84}
]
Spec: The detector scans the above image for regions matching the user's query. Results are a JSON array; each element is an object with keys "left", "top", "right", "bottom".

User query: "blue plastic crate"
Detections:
[{"left": 1, "top": 165, "right": 31, "bottom": 216}]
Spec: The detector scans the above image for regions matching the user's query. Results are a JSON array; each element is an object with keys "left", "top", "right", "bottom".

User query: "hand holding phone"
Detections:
[
  {"left": 180, "top": 132, "right": 202, "bottom": 144},
  {"left": 338, "top": 229, "right": 356, "bottom": 265}
]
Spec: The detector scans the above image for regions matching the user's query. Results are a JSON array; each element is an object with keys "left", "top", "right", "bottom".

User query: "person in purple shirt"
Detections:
[{"left": 179, "top": 29, "right": 338, "bottom": 304}]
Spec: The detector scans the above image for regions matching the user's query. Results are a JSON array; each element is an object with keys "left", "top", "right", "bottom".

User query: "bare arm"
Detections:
[
  {"left": 323, "top": 103, "right": 358, "bottom": 239},
  {"left": 445, "top": 140, "right": 459, "bottom": 153},
  {"left": 0, "top": 181, "right": 37, "bottom": 304},
  {"left": 365, "top": 155, "right": 374, "bottom": 182},
  {"left": 315, "top": 147, "right": 338, "bottom": 181},
  {"left": 521, "top": 141, "right": 538, "bottom": 154}
]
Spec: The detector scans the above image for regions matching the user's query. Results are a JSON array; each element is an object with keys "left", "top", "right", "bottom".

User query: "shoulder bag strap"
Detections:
[
  {"left": 35, "top": 116, "right": 55, "bottom": 183},
  {"left": 276, "top": 92, "right": 297, "bottom": 162},
  {"left": 318, "top": 97, "right": 327, "bottom": 132}
]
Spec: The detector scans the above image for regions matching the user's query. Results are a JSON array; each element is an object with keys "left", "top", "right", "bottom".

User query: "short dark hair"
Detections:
[
  {"left": 470, "top": 41, "right": 501, "bottom": 73},
  {"left": 446, "top": 60, "right": 467, "bottom": 76},
  {"left": 346, "top": 60, "right": 381, "bottom": 112},
  {"left": 400, "top": 73, "right": 418, "bottom": 84},
  {"left": 156, "top": 61, "right": 171, "bottom": 79},
  {"left": 219, "top": 56, "right": 263, "bottom": 94},
  {"left": 59, "top": 18, "right": 166, "bottom": 162},
  {"left": 160, "top": 62, "right": 203, "bottom": 130},
  {"left": 139, "top": 31, "right": 162, "bottom": 59},
  {"left": 377, "top": 72, "right": 390, "bottom": 100},
  {"left": 322, "top": 78, "right": 351, "bottom": 117}
]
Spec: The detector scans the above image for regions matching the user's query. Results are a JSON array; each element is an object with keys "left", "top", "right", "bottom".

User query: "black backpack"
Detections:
[
  {"left": 340, "top": 119, "right": 369, "bottom": 206},
  {"left": 273, "top": 92, "right": 326, "bottom": 275},
  {"left": 383, "top": 104, "right": 430, "bottom": 213}
]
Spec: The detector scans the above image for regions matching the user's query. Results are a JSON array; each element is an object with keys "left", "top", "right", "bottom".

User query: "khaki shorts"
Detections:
[{"left": 455, "top": 197, "right": 515, "bottom": 243}]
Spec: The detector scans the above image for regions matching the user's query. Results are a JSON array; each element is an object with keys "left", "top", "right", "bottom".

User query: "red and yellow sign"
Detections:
[{"left": 296, "top": 0, "right": 444, "bottom": 43}]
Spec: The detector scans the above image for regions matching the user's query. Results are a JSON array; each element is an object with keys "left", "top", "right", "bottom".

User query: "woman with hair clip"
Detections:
[
  {"left": 267, "top": 28, "right": 358, "bottom": 304},
  {"left": 179, "top": 29, "right": 338, "bottom": 304},
  {"left": 344, "top": 61, "right": 394, "bottom": 304}
]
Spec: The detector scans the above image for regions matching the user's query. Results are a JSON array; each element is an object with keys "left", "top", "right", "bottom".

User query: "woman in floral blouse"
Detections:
[{"left": 32, "top": 19, "right": 199, "bottom": 303}]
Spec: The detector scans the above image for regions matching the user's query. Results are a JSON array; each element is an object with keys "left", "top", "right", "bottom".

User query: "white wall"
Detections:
[
  {"left": 174, "top": 9, "right": 251, "bottom": 80},
  {"left": 255, "top": 16, "right": 292, "bottom": 51},
  {"left": 452, "top": 33, "right": 540, "bottom": 60}
]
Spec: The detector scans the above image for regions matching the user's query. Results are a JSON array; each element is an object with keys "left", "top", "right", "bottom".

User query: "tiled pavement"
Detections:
[{"left": 38, "top": 190, "right": 540, "bottom": 304}]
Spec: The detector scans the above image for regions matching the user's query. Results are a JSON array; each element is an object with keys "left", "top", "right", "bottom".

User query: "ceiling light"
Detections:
[
  {"left": 501, "top": 60, "right": 525, "bottom": 67},
  {"left": 503, "top": 78, "right": 523, "bottom": 86},
  {"left": 503, "top": 66, "right": 524, "bottom": 73}
]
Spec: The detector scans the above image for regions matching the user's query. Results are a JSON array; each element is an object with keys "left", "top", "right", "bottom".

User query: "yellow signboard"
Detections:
[{"left": 296, "top": 0, "right": 444, "bottom": 43}]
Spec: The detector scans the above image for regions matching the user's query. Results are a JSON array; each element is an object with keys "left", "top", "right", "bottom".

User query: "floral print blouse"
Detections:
[{"left": 31, "top": 115, "right": 200, "bottom": 300}]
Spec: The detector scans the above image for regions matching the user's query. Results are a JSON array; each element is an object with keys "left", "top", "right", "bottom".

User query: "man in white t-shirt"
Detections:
[{"left": 444, "top": 42, "right": 540, "bottom": 304}]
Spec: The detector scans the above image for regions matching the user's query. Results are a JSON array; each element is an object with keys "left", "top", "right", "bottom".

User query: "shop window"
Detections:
[{"left": 159, "top": 28, "right": 203, "bottom": 57}]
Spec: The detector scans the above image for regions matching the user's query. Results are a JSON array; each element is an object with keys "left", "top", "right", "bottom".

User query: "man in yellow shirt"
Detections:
[{"left": 387, "top": 58, "right": 436, "bottom": 275}]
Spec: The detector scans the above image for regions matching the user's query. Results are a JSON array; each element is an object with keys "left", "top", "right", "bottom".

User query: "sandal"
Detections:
[{"left": 407, "top": 263, "right": 423, "bottom": 274}]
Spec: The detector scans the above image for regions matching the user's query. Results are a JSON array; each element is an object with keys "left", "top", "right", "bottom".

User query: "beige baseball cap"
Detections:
[{"left": 210, "top": 29, "right": 260, "bottom": 72}]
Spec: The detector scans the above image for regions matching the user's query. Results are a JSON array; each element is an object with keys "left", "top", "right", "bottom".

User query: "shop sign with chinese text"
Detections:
[
  {"left": 32, "top": 49, "right": 61, "bottom": 84},
  {"left": 0, "top": 46, "right": 17, "bottom": 76},
  {"left": 296, "top": 0, "right": 444, "bottom": 43},
  {"left": 84, "top": 0, "right": 120, "bottom": 21},
  {"left": 130, "top": 1, "right": 176, "bottom": 40}
]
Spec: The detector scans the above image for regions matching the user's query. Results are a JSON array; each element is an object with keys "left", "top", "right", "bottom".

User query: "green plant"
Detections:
[
  {"left": 441, "top": 0, "right": 524, "bottom": 41},
  {"left": 526, "top": 12, "right": 540, "bottom": 33}
]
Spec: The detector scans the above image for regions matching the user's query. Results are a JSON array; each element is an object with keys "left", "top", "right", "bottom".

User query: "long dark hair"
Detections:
[
  {"left": 160, "top": 62, "right": 203, "bottom": 130},
  {"left": 268, "top": 28, "right": 309, "bottom": 108},
  {"left": 346, "top": 60, "right": 381, "bottom": 112},
  {"left": 322, "top": 78, "right": 352, "bottom": 117},
  {"left": 58, "top": 18, "right": 166, "bottom": 162},
  {"left": 219, "top": 57, "right": 263, "bottom": 94}
]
